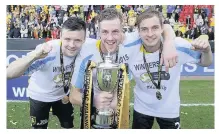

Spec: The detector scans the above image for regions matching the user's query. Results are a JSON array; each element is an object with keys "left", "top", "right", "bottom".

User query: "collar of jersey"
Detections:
[
  {"left": 140, "top": 45, "right": 152, "bottom": 54},
  {"left": 96, "top": 40, "right": 101, "bottom": 52}
]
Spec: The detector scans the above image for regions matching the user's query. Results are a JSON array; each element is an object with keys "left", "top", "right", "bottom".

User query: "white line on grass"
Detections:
[
  {"left": 7, "top": 100, "right": 214, "bottom": 106},
  {"left": 129, "top": 103, "right": 214, "bottom": 106}
]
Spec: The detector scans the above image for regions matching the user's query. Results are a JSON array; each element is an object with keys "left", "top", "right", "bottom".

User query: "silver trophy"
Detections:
[{"left": 93, "top": 52, "right": 120, "bottom": 129}]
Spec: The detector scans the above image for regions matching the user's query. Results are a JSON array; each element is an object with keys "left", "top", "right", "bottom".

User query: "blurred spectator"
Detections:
[
  {"left": 28, "top": 24, "right": 34, "bottom": 38},
  {"left": 200, "top": 9, "right": 207, "bottom": 20},
  {"left": 167, "top": 5, "right": 175, "bottom": 19},
  {"left": 48, "top": 19, "right": 56, "bottom": 28},
  {"left": 128, "top": 6, "right": 135, "bottom": 18},
  {"left": 33, "top": 26, "right": 39, "bottom": 39},
  {"left": 174, "top": 5, "right": 181, "bottom": 22},
  {"left": 209, "top": 15, "right": 214, "bottom": 31},
  {"left": 57, "top": 13, "right": 63, "bottom": 27},
  {"left": 42, "top": 26, "right": 48, "bottom": 38},
  {"left": 94, "top": 5, "right": 101, "bottom": 14},
  {"left": 204, "top": 16, "right": 209, "bottom": 25},
  {"left": 13, "top": 24, "right": 21, "bottom": 38},
  {"left": 178, "top": 24, "right": 186, "bottom": 37},
  {"left": 61, "top": 5, "right": 68, "bottom": 12},
  {"left": 6, "top": 5, "right": 215, "bottom": 42},
  {"left": 88, "top": 17, "right": 97, "bottom": 39},
  {"left": 191, "top": 24, "right": 200, "bottom": 39},
  {"left": 169, "top": 16, "right": 175, "bottom": 28},
  {"left": 203, "top": 5, "right": 210, "bottom": 17},
  {"left": 49, "top": 6, "right": 56, "bottom": 17},
  {"left": 69, "top": 6, "right": 74, "bottom": 17},
  {"left": 175, "top": 30, "right": 183, "bottom": 37},
  {"left": 51, "top": 26, "right": 60, "bottom": 39},
  {"left": 186, "top": 15, "right": 191, "bottom": 28},
  {"left": 54, "top": 5, "right": 61, "bottom": 16},
  {"left": 51, "top": 15, "right": 58, "bottom": 26},
  {"left": 196, "top": 15, "right": 204, "bottom": 29},
  {"left": 20, "top": 24, "right": 28, "bottom": 38},
  {"left": 46, "top": 26, "right": 52, "bottom": 39},
  {"left": 207, "top": 27, "right": 214, "bottom": 41},
  {"left": 63, "top": 13, "right": 69, "bottom": 23},
  {"left": 200, "top": 23, "right": 209, "bottom": 35},
  {"left": 73, "top": 5, "right": 79, "bottom": 17},
  {"left": 41, "top": 15, "right": 48, "bottom": 27},
  {"left": 156, "top": 5, "right": 162, "bottom": 12},
  {"left": 122, "top": 12, "right": 128, "bottom": 26},
  {"left": 84, "top": 5, "right": 89, "bottom": 21}
]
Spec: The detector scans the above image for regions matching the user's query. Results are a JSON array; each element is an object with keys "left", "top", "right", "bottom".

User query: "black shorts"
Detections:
[
  {"left": 29, "top": 97, "right": 74, "bottom": 129},
  {"left": 132, "top": 110, "right": 180, "bottom": 129}
]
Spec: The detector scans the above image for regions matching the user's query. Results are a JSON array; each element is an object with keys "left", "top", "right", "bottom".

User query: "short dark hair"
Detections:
[
  {"left": 62, "top": 17, "right": 86, "bottom": 33},
  {"left": 137, "top": 8, "right": 164, "bottom": 28},
  {"left": 98, "top": 8, "right": 123, "bottom": 24}
]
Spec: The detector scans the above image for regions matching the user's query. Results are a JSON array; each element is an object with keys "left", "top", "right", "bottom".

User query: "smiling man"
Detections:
[
  {"left": 7, "top": 17, "right": 86, "bottom": 129},
  {"left": 125, "top": 9, "right": 213, "bottom": 129}
]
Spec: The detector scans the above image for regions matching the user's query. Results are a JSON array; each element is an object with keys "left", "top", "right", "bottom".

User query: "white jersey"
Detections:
[
  {"left": 122, "top": 37, "right": 201, "bottom": 118},
  {"left": 71, "top": 36, "right": 135, "bottom": 96},
  {"left": 25, "top": 39, "right": 76, "bottom": 102}
]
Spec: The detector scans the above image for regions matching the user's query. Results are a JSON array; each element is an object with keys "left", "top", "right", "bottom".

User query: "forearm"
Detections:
[
  {"left": 69, "top": 88, "right": 83, "bottom": 106},
  {"left": 163, "top": 24, "right": 176, "bottom": 43},
  {"left": 199, "top": 50, "right": 213, "bottom": 66},
  {"left": 7, "top": 52, "right": 37, "bottom": 79}
]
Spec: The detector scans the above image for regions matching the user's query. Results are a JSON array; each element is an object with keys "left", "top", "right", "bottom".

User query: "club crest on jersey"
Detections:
[
  {"left": 53, "top": 72, "right": 71, "bottom": 83},
  {"left": 140, "top": 73, "right": 151, "bottom": 83},
  {"left": 31, "top": 116, "right": 36, "bottom": 126},
  {"left": 53, "top": 74, "right": 62, "bottom": 83}
]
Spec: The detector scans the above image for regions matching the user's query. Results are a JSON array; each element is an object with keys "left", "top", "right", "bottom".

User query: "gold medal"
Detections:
[
  {"left": 62, "top": 95, "right": 69, "bottom": 104},
  {"left": 156, "top": 91, "right": 162, "bottom": 100}
]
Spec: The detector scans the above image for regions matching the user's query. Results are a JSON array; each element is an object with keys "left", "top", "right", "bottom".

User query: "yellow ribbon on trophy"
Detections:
[
  {"left": 117, "top": 64, "right": 130, "bottom": 129},
  {"left": 81, "top": 61, "right": 96, "bottom": 129}
]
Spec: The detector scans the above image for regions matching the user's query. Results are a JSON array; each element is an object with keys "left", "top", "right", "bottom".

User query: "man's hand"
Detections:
[
  {"left": 191, "top": 36, "right": 211, "bottom": 53},
  {"left": 31, "top": 42, "right": 53, "bottom": 60},
  {"left": 161, "top": 40, "right": 178, "bottom": 72},
  {"left": 94, "top": 91, "right": 114, "bottom": 109}
]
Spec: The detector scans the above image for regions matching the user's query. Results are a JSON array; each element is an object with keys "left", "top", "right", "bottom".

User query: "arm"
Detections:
[
  {"left": 191, "top": 36, "right": 213, "bottom": 66},
  {"left": 69, "top": 87, "right": 83, "bottom": 106},
  {"left": 162, "top": 24, "right": 178, "bottom": 71},
  {"left": 7, "top": 43, "right": 52, "bottom": 79},
  {"left": 7, "top": 52, "right": 36, "bottom": 79},
  {"left": 69, "top": 47, "right": 94, "bottom": 106},
  {"left": 199, "top": 49, "right": 212, "bottom": 66}
]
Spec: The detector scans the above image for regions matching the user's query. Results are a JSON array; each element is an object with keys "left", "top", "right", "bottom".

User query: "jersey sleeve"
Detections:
[
  {"left": 24, "top": 42, "right": 56, "bottom": 75},
  {"left": 175, "top": 37, "right": 201, "bottom": 65},
  {"left": 71, "top": 39, "right": 95, "bottom": 92}
]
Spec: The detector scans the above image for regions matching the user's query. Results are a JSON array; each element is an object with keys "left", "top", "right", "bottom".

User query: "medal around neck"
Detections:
[{"left": 156, "top": 91, "right": 162, "bottom": 100}]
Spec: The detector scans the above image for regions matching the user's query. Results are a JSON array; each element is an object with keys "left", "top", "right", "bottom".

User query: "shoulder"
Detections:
[
  {"left": 83, "top": 38, "right": 97, "bottom": 49},
  {"left": 123, "top": 31, "right": 141, "bottom": 48},
  {"left": 174, "top": 37, "right": 191, "bottom": 49},
  {"left": 79, "top": 38, "right": 98, "bottom": 56}
]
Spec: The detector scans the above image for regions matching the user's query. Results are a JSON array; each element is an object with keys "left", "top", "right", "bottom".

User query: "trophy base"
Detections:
[{"left": 92, "top": 124, "right": 116, "bottom": 129}]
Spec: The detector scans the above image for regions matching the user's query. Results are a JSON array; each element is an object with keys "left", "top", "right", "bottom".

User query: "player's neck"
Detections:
[{"left": 143, "top": 40, "right": 161, "bottom": 53}]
